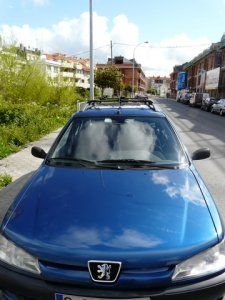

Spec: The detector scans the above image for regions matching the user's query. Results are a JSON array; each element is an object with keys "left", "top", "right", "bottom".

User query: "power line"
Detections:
[
  {"left": 73, "top": 44, "right": 110, "bottom": 57},
  {"left": 71, "top": 41, "right": 211, "bottom": 58},
  {"left": 114, "top": 42, "right": 211, "bottom": 49}
]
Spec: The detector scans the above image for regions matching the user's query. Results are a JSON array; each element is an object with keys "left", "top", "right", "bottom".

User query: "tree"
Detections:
[
  {"left": 124, "top": 84, "right": 132, "bottom": 93},
  {"left": 147, "top": 87, "right": 157, "bottom": 95},
  {"left": 95, "top": 66, "right": 123, "bottom": 96},
  {"left": 123, "top": 84, "right": 132, "bottom": 97}
]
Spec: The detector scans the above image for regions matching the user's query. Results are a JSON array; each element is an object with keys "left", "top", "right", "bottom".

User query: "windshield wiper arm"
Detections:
[
  {"left": 46, "top": 157, "right": 96, "bottom": 167},
  {"left": 97, "top": 159, "right": 183, "bottom": 169},
  {"left": 46, "top": 158, "right": 121, "bottom": 169},
  {"left": 97, "top": 159, "right": 155, "bottom": 164}
]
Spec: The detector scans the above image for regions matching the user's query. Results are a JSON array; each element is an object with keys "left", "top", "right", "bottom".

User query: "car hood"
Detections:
[{"left": 3, "top": 165, "right": 218, "bottom": 268}]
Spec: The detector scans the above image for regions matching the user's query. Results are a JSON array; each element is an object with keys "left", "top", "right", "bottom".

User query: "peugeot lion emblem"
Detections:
[{"left": 88, "top": 261, "right": 122, "bottom": 283}]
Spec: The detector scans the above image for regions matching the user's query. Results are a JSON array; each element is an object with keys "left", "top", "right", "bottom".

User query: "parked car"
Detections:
[
  {"left": 189, "top": 92, "right": 210, "bottom": 107},
  {"left": 180, "top": 92, "right": 191, "bottom": 104},
  {"left": 211, "top": 99, "right": 225, "bottom": 116},
  {"left": 201, "top": 97, "right": 216, "bottom": 111},
  {"left": 1, "top": 98, "right": 225, "bottom": 300},
  {"left": 176, "top": 91, "right": 182, "bottom": 102}
]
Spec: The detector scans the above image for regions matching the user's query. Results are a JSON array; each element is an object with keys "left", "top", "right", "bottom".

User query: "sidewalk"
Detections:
[{"left": 0, "top": 129, "right": 61, "bottom": 181}]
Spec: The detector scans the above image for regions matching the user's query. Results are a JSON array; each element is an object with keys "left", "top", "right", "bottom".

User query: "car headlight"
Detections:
[
  {"left": 0, "top": 234, "right": 41, "bottom": 274},
  {"left": 172, "top": 239, "right": 225, "bottom": 281}
]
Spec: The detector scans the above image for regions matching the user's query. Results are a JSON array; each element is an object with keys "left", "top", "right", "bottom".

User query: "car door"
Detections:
[
  {"left": 222, "top": 99, "right": 225, "bottom": 112},
  {"left": 215, "top": 100, "right": 221, "bottom": 112},
  {"left": 190, "top": 93, "right": 195, "bottom": 104}
]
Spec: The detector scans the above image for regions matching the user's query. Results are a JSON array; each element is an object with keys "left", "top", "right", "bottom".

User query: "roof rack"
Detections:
[{"left": 83, "top": 97, "right": 156, "bottom": 111}]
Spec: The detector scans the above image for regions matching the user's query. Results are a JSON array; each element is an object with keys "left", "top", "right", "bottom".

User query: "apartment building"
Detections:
[
  {"left": 170, "top": 64, "right": 187, "bottom": 98},
  {"left": 41, "top": 54, "right": 61, "bottom": 79},
  {"left": 74, "top": 58, "right": 90, "bottom": 89},
  {"left": 171, "top": 34, "right": 225, "bottom": 98},
  {"left": 97, "top": 56, "right": 147, "bottom": 92},
  {"left": 148, "top": 76, "right": 171, "bottom": 97},
  {"left": 184, "top": 42, "right": 221, "bottom": 97},
  {"left": 0, "top": 39, "right": 90, "bottom": 89},
  {"left": 41, "top": 53, "right": 90, "bottom": 89}
]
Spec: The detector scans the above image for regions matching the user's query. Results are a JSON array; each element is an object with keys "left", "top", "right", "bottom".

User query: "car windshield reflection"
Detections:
[{"left": 50, "top": 117, "right": 187, "bottom": 168}]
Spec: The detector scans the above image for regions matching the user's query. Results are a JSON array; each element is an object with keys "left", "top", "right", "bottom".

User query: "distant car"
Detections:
[
  {"left": 201, "top": 97, "right": 216, "bottom": 111},
  {"left": 180, "top": 93, "right": 191, "bottom": 104},
  {"left": 211, "top": 99, "right": 225, "bottom": 116},
  {"left": 189, "top": 93, "right": 202, "bottom": 107},
  {"left": 189, "top": 93, "right": 210, "bottom": 107}
]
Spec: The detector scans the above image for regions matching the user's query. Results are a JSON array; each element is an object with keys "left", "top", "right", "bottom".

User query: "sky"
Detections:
[{"left": 1, "top": 0, "right": 225, "bottom": 76}]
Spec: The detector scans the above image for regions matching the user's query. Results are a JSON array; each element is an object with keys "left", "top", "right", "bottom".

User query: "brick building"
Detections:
[
  {"left": 219, "top": 34, "right": 225, "bottom": 98},
  {"left": 170, "top": 65, "right": 185, "bottom": 98},
  {"left": 184, "top": 42, "right": 221, "bottom": 97},
  {"left": 96, "top": 56, "right": 147, "bottom": 92},
  {"left": 171, "top": 34, "right": 225, "bottom": 99}
]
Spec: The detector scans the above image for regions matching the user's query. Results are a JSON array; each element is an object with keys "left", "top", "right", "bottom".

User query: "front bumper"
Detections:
[{"left": 0, "top": 264, "right": 225, "bottom": 300}]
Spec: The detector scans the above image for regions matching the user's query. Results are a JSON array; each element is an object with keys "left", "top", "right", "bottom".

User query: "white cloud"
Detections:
[
  {"left": 0, "top": 12, "right": 111, "bottom": 57},
  {"left": 33, "top": 0, "right": 48, "bottom": 5},
  {"left": 23, "top": 0, "right": 49, "bottom": 6},
  {"left": 134, "top": 34, "right": 211, "bottom": 76},
  {"left": 0, "top": 12, "right": 211, "bottom": 76},
  {"left": 151, "top": 173, "right": 205, "bottom": 207}
]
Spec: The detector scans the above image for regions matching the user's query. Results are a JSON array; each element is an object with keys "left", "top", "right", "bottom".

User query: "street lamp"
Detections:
[
  {"left": 132, "top": 41, "right": 148, "bottom": 98},
  {"left": 89, "top": 0, "right": 94, "bottom": 100}
]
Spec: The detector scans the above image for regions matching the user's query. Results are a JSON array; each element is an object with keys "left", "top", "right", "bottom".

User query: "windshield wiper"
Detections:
[
  {"left": 46, "top": 157, "right": 121, "bottom": 169},
  {"left": 46, "top": 157, "right": 96, "bottom": 167},
  {"left": 47, "top": 158, "right": 184, "bottom": 170},
  {"left": 97, "top": 159, "right": 183, "bottom": 169},
  {"left": 97, "top": 159, "right": 155, "bottom": 164}
]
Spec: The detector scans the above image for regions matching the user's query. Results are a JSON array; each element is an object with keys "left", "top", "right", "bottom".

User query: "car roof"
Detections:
[
  {"left": 75, "top": 107, "right": 164, "bottom": 118},
  {"left": 74, "top": 98, "right": 165, "bottom": 118}
]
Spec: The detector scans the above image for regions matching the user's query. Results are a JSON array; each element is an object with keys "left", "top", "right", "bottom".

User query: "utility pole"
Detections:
[
  {"left": 89, "top": 0, "right": 94, "bottom": 100},
  {"left": 110, "top": 40, "right": 113, "bottom": 64}
]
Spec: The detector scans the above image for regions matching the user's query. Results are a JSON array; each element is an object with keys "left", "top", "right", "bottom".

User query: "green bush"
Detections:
[
  {"left": 0, "top": 46, "right": 83, "bottom": 159},
  {"left": 0, "top": 103, "right": 77, "bottom": 159},
  {"left": 0, "top": 173, "right": 12, "bottom": 188}
]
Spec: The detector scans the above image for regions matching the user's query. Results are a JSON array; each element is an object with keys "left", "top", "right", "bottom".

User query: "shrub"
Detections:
[
  {"left": 0, "top": 46, "right": 85, "bottom": 159},
  {"left": 0, "top": 173, "right": 12, "bottom": 188}
]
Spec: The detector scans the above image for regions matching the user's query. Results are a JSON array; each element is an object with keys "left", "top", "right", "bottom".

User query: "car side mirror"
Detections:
[
  {"left": 31, "top": 146, "right": 47, "bottom": 159},
  {"left": 192, "top": 148, "right": 210, "bottom": 160}
]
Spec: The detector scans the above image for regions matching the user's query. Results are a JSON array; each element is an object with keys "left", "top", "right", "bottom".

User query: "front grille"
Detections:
[{"left": 39, "top": 260, "right": 173, "bottom": 290}]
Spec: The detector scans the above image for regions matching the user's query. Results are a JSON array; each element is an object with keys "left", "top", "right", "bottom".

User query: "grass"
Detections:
[
  {"left": 0, "top": 173, "right": 12, "bottom": 188},
  {"left": 0, "top": 102, "right": 77, "bottom": 159},
  {"left": 0, "top": 46, "right": 84, "bottom": 160}
]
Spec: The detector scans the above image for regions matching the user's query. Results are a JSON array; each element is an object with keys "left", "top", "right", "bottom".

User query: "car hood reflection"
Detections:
[{"left": 3, "top": 165, "right": 218, "bottom": 268}]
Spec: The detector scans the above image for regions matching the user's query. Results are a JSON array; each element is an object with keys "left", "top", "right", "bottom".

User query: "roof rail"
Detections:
[{"left": 83, "top": 97, "right": 156, "bottom": 111}]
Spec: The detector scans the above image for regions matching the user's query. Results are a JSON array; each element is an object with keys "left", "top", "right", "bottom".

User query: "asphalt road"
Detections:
[{"left": 156, "top": 98, "right": 225, "bottom": 220}]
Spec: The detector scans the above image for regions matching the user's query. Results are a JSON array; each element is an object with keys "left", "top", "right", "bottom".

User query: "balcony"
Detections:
[{"left": 62, "top": 72, "right": 75, "bottom": 78}]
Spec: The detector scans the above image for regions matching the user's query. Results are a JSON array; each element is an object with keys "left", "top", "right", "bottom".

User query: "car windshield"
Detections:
[{"left": 50, "top": 116, "right": 187, "bottom": 167}]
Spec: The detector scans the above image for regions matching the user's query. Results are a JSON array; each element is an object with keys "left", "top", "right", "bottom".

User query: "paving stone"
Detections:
[{"left": 0, "top": 129, "right": 61, "bottom": 181}]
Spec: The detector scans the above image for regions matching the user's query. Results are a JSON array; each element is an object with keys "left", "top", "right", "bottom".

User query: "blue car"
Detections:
[{"left": 0, "top": 98, "right": 225, "bottom": 300}]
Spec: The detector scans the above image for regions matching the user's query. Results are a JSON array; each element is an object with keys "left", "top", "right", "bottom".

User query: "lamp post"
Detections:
[
  {"left": 132, "top": 41, "right": 148, "bottom": 98},
  {"left": 89, "top": 0, "right": 94, "bottom": 100}
]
